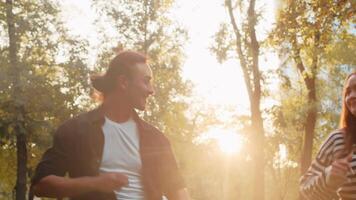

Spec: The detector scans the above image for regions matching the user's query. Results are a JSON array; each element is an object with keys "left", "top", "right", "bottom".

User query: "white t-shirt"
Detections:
[{"left": 100, "top": 117, "right": 145, "bottom": 200}]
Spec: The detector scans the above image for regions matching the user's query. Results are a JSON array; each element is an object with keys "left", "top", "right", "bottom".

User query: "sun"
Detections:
[
  {"left": 196, "top": 128, "right": 244, "bottom": 155},
  {"left": 216, "top": 131, "right": 244, "bottom": 154}
]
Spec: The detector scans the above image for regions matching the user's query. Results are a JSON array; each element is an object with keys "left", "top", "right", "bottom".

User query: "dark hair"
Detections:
[
  {"left": 91, "top": 50, "right": 147, "bottom": 97},
  {"left": 340, "top": 71, "right": 356, "bottom": 154}
]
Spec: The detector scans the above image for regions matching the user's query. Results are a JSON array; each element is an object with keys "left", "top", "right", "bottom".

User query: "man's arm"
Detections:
[
  {"left": 158, "top": 137, "right": 190, "bottom": 200},
  {"left": 33, "top": 173, "right": 128, "bottom": 198},
  {"left": 166, "top": 188, "right": 190, "bottom": 200}
]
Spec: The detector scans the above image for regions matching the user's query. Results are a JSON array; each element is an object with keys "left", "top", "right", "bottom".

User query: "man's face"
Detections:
[
  {"left": 126, "top": 63, "right": 154, "bottom": 111},
  {"left": 345, "top": 74, "right": 356, "bottom": 117}
]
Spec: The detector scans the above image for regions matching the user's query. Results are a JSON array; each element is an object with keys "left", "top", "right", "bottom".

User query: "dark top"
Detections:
[{"left": 30, "top": 107, "right": 185, "bottom": 200}]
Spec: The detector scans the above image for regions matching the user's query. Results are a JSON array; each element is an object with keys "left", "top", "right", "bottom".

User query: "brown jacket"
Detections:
[{"left": 30, "top": 107, "right": 185, "bottom": 200}]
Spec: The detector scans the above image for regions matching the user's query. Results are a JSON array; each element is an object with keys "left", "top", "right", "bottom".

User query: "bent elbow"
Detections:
[
  {"left": 32, "top": 175, "right": 62, "bottom": 198},
  {"left": 32, "top": 182, "right": 45, "bottom": 197}
]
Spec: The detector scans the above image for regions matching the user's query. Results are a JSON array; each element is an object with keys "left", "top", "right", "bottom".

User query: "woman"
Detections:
[{"left": 300, "top": 72, "right": 356, "bottom": 199}]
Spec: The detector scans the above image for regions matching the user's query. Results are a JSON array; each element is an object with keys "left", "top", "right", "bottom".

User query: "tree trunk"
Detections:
[
  {"left": 294, "top": 32, "right": 319, "bottom": 175},
  {"left": 16, "top": 131, "right": 27, "bottom": 200},
  {"left": 251, "top": 103, "right": 265, "bottom": 200},
  {"left": 248, "top": 0, "right": 265, "bottom": 199},
  {"left": 6, "top": 0, "right": 28, "bottom": 199},
  {"left": 297, "top": 60, "right": 317, "bottom": 200},
  {"left": 300, "top": 78, "right": 317, "bottom": 174},
  {"left": 226, "top": 0, "right": 265, "bottom": 199},
  {"left": 292, "top": 32, "right": 318, "bottom": 200}
]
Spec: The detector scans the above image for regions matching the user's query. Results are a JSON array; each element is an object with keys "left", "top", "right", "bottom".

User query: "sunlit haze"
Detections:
[
  {"left": 60, "top": 0, "right": 280, "bottom": 154},
  {"left": 195, "top": 127, "right": 245, "bottom": 154},
  {"left": 217, "top": 131, "right": 244, "bottom": 154},
  {"left": 60, "top": 0, "right": 279, "bottom": 110}
]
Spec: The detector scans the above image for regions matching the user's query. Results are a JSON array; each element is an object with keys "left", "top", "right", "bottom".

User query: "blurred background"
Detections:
[{"left": 0, "top": 0, "right": 355, "bottom": 199}]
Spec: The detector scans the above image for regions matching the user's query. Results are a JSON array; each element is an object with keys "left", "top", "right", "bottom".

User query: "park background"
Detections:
[{"left": 0, "top": 0, "right": 355, "bottom": 199}]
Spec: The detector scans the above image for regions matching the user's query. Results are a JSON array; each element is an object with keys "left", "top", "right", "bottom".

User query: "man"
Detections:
[{"left": 30, "top": 50, "right": 190, "bottom": 200}]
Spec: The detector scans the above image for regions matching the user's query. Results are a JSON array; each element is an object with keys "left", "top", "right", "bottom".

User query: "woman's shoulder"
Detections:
[
  {"left": 324, "top": 129, "right": 345, "bottom": 143},
  {"left": 317, "top": 129, "right": 346, "bottom": 161}
]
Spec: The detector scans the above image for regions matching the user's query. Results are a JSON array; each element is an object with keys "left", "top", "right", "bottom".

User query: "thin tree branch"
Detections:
[{"left": 225, "top": 0, "right": 253, "bottom": 102}]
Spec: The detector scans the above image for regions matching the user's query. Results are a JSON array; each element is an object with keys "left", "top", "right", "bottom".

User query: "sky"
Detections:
[
  {"left": 60, "top": 0, "right": 280, "bottom": 116},
  {"left": 171, "top": 0, "right": 279, "bottom": 112}
]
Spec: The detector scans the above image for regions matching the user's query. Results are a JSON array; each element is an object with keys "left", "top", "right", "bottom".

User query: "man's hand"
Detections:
[
  {"left": 326, "top": 152, "right": 353, "bottom": 188},
  {"left": 93, "top": 172, "right": 129, "bottom": 193},
  {"left": 166, "top": 188, "right": 190, "bottom": 200},
  {"left": 33, "top": 172, "right": 128, "bottom": 198}
]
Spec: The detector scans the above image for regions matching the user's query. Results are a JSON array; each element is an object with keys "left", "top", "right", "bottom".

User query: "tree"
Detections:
[
  {"left": 91, "top": 0, "right": 192, "bottom": 145},
  {"left": 211, "top": 0, "right": 265, "bottom": 199},
  {"left": 4, "top": 1, "right": 27, "bottom": 199},
  {"left": 0, "top": 0, "right": 90, "bottom": 198},
  {"left": 270, "top": 0, "right": 355, "bottom": 176}
]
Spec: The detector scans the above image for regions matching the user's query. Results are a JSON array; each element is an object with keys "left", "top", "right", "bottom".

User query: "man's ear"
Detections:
[{"left": 117, "top": 75, "right": 129, "bottom": 90}]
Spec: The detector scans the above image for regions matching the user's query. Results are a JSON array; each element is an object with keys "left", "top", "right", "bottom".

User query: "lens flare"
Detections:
[
  {"left": 196, "top": 128, "right": 244, "bottom": 155},
  {"left": 216, "top": 132, "right": 243, "bottom": 154}
]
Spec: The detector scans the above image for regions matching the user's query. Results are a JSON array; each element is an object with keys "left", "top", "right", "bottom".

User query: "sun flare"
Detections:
[
  {"left": 197, "top": 128, "right": 244, "bottom": 155},
  {"left": 216, "top": 133, "right": 244, "bottom": 154}
]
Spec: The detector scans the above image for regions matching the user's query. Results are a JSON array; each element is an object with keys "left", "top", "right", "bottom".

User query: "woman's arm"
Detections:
[{"left": 300, "top": 132, "right": 350, "bottom": 200}]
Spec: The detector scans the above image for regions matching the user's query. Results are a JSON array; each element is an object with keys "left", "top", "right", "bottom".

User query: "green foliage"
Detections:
[
  {"left": 267, "top": 0, "right": 356, "bottom": 198},
  {"left": 91, "top": 0, "right": 192, "bottom": 139},
  {"left": 269, "top": 0, "right": 356, "bottom": 158},
  {"left": 0, "top": 146, "right": 16, "bottom": 199},
  {"left": 269, "top": 0, "right": 355, "bottom": 66},
  {"left": 91, "top": 1, "right": 213, "bottom": 198},
  {"left": 210, "top": 23, "right": 235, "bottom": 64},
  {"left": 0, "top": 0, "right": 91, "bottom": 195},
  {"left": 323, "top": 33, "right": 356, "bottom": 66},
  {"left": 0, "top": 0, "right": 355, "bottom": 199}
]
